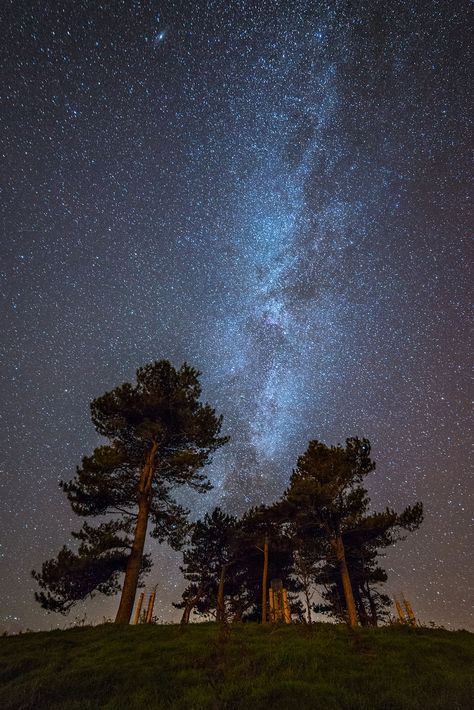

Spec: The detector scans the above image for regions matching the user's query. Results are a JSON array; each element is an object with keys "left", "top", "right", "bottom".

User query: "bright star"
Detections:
[{"left": 154, "top": 30, "right": 166, "bottom": 46}]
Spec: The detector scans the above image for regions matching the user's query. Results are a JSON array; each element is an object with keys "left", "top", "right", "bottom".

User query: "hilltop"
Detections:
[{"left": 0, "top": 623, "right": 472, "bottom": 709}]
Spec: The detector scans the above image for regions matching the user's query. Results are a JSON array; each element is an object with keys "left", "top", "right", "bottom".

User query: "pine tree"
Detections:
[
  {"left": 176, "top": 505, "right": 296, "bottom": 623},
  {"left": 236, "top": 505, "right": 296, "bottom": 623},
  {"left": 323, "top": 504, "right": 423, "bottom": 625},
  {"left": 33, "top": 361, "right": 227, "bottom": 623},
  {"left": 279, "top": 438, "right": 423, "bottom": 628},
  {"left": 177, "top": 507, "right": 239, "bottom": 622}
]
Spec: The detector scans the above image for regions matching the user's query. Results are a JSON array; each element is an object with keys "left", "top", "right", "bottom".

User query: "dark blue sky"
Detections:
[{"left": 1, "top": 0, "right": 472, "bottom": 631}]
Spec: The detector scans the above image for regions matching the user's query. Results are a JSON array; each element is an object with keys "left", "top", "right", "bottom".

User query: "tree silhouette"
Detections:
[
  {"left": 177, "top": 505, "right": 296, "bottom": 623},
  {"left": 315, "top": 503, "right": 423, "bottom": 625},
  {"left": 33, "top": 361, "right": 227, "bottom": 623},
  {"left": 177, "top": 507, "right": 238, "bottom": 622},
  {"left": 279, "top": 438, "right": 423, "bottom": 628}
]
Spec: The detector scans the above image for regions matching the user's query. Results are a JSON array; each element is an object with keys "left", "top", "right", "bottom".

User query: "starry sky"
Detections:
[{"left": 1, "top": 1, "right": 472, "bottom": 632}]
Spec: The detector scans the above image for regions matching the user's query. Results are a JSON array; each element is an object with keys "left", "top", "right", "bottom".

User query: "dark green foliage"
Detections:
[
  {"left": 236, "top": 506, "right": 298, "bottom": 621},
  {"left": 33, "top": 361, "right": 227, "bottom": 615},
  {"left": 281, "top": 438, "right": 377, "bottom": 542},
  {"left": 277, "top": 438, "right": 423, "bottom": 625},
  {"left": 32, "top": 521, "right": 143, "bottom": 614},
  {"left": 0, "top": 624, "right": 472, "bottom": 710},
  {"left": 314, "top": 502, "right": 424, "bottom": 624},
  {"left": 177, "top": 506, "right": 297, "bottom": 622},
  {"left": 61, "top": 361, "right": 227, "bottom": 520},
  {"left": 176, "top": 438, "right": 423, "bottom": 627},
  {"left": 177, "top": 507, "right": 239, "bottom": 619}
]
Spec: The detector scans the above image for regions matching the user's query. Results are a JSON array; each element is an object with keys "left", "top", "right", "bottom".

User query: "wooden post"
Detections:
[
  {"left": 268, "top": 588, "right": 274, "bottom": 623},
  {"left": 132, "top": 592, "right": 144, "bottom": 625},
  {"left": 403, "top": 598, "right": 417, "bottom": 627},
  {"left": 145, "top": 591, "right": 156, "bottom": 623},
  {"left": 395, "top": 598, "right": 406, "bottom": 623},
  {"left": 261, "top": 535, "right": 269, "bottom": 624},
  {"left": 282, "top": 588, "right": 291, "bottom": 624}
]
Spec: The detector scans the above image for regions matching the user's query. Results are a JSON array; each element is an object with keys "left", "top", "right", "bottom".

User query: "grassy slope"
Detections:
[{"left": 0, "top": 623, "right": 472, "bottom": 709}]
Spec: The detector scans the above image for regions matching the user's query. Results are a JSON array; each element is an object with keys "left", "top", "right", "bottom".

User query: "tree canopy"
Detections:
[
  {"left": 175, "top": 438, "right": 423, "bottom": 628},
  {"left": 33, "top": 361, "right": 423, "bottom": 628},
  {"left": 271, "top": 438, "right": 423, "bottom": 627},
  {"left": 33, "top": 361, "right": 228, "bottom": 623}
]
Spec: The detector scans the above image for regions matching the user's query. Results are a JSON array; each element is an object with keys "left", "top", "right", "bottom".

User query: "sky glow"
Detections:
[{"left": 1, "top": 0, "right": 472, "bottom": 631}]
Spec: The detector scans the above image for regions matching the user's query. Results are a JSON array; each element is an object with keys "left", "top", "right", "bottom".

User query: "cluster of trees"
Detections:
[
  {"left": 33, "top": 361, "right": 422, "bottom": 628},
  {"left": 174, "top": 439, "right": 423, "bottom": 628}
]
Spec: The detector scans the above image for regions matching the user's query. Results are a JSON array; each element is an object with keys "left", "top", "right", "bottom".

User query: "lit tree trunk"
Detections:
[
  {"left": 216, "top": 564, "right": 227, "bottom": 623},
  {"left": 332, "top": 535, "right": 358, "bottom": 629},
  {"left": 115, "top": 441, "right": 158, "bottom": 624},
  {"left": 181, "top": 593, "right": 201, "bottom": 624},
  {"left": 115, "top": 491, "right": 150, "bottom": 623},
  {"left": 145, "top": 590, "right": 156, "bottom": 623},
  {"left": 261, "top": 535, "right": 269, "bottom": 624}
]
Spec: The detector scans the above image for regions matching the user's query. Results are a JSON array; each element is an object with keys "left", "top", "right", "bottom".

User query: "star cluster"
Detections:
[{"left": 0, "top": 0, "right": 472, "bottom": 631}]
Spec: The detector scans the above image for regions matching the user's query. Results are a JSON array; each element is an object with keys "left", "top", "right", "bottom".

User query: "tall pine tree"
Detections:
[
  {"left": 33, "top": 361, "right": 227, "bottom": 623},
  {"left": 279, "top": 438, "right": 423, "bottom": 628}
]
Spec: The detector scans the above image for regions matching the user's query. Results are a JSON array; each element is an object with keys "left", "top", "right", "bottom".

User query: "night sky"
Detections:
[{"left": 1, "top": 1, "right": 472, "bottom": 632}]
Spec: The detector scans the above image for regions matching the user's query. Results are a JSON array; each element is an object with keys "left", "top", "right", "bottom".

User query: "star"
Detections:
[{"left": 0, "top": 0, "right": 471, "bottom": 633}]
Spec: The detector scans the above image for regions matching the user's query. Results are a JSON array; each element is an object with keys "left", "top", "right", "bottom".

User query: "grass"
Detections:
[{"left": 0, "top": 622, "right": 472, "bottom": 709}]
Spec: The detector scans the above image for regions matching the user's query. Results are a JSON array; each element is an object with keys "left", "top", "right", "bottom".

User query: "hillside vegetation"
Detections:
[{"left": 0, "top": 623, "right": 472, "bottom": 709}]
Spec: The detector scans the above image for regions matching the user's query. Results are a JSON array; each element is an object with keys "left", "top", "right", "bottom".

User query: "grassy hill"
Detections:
[{"left": 0, "top": 622, "right": 472, "bottom": 709}]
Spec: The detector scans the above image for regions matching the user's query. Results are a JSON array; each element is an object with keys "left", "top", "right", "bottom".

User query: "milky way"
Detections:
[{"left": 1, "top": 1, "right": 472, "bottom": 631}]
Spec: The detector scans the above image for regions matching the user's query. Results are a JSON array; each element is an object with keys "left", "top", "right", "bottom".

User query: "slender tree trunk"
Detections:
[
  {"left": 395, "top": 598, "right": 406, "bottom": 623},
  {"left": 216, "top": 564, "right": 227, "bottom": 623},
  {"left": 365, "top": 582, "right": 378, "bottom": 626},
  {"left": 115, "top": 492, "right": 150, "bottom": 623},
  {"left": 354, "top": 586, "right": 368, "bottom": 626},
  {"left": 304, "top": 585, "right": 312, "bottom": 624},
  {"left": 332, "top": 535, "right": 358, "bottom": 629},
  {"left": 261, "top": 535, "right": 269, "bottom": 624},
  {"left": 115, "top": 441, "right": 158, "bottom": 624},
  {"left": 403, "top": 598, "right": 417, "bottom": 626}
]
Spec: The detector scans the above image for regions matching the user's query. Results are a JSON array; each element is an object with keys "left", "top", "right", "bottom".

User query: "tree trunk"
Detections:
[
  {"left": 115, "top": 492, "right": 150, "bottom": 623},
  {"left": 332, "top": 535, "right": 358, "bottom": 629},
  {"left": 216, "top": 565, "right": 227, "bottom": 623},
  {"left": 181, "top": 603, "right": 192, "bottom": 625},
  {"left": 261, "top": 535, "right": 269, "bottom": 624},
  {"left": 304, "top": 585, "right": 312, "bottom": 624},
  {"left": 354, "top": 586, "right": 369, "bottom": 626},
  {"left": 115, "top": 441, "right": 158, "bottom": 624},
  {"left": 232, "top": 604, "right": 244, "bottom": 623},
  {"left": 365, "top": 582, "right": 378, "bottom": 626}
]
